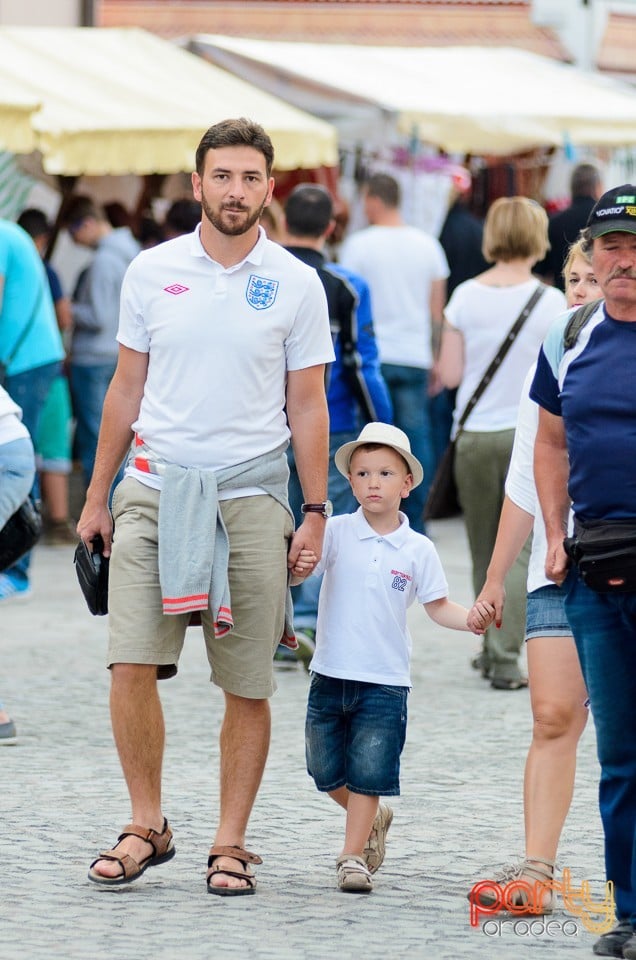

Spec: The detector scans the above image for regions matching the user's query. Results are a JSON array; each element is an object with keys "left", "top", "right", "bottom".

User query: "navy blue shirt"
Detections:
[{"left": 531, "top": 304, "right": 636, "bottom": 520}]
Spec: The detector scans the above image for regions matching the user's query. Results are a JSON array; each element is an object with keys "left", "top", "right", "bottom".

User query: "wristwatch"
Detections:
[{"left": 301, "top": 500, "right": 333, "bottom": 519}]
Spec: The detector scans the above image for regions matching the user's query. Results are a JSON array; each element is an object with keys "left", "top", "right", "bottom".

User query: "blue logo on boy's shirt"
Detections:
[
  {"left": 392, "top": 575, "right": 408, "bottom": 592},
  {"left": 246, "top": 274, "right": 279, "bottom": 310}
]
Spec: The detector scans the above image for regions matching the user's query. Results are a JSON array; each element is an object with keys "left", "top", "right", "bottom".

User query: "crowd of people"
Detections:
[{"left": 2, "top": 135, "right": 636, "bottom": 956}]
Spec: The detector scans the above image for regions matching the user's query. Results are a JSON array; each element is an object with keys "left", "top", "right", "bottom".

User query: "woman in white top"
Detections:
[
  {"left": 466, "top": 240, "right": 598, "bottom": 910},
  {"left": 438, "top": 197, "right": 566, "bottom": 689}
]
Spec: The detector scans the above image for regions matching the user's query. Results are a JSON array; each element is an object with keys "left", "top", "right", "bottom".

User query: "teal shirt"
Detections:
[{"left": 0, "top": 220, "right": 64, "bottom": 375}]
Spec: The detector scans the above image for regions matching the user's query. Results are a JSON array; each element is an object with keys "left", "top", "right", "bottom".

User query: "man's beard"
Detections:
[{"left": 200, "top": 192, "right": 268, "bottom": 237}]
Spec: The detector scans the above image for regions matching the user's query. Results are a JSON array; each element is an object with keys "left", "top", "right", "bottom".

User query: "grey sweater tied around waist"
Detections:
[{"left": 130, "top": 438, "right": 298, "bottom": 648}]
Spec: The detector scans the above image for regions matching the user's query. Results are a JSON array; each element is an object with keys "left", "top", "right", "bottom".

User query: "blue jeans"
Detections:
[
  {"left": 381, "top": 364, "right": 435, "bottom": 534},
  {"left": 70, "top": 361, "right": 123, "bottom": 490},
  {"left": 564, "top": 568, "right": 636, "bottom": 921},
  {"left": 305, "top": 673, "right": 408, "bottom": 796},
  {"left": 0, "top": 438, "right": 36, "bottom": 528},
  {"left": 5, "top": 361, "right": 60, "bottom": 581},
  {"left": 287, "top": 432, "right": 358, "bottom": 631}
]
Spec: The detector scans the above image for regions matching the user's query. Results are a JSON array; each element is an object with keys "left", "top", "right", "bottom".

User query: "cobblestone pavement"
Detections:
[{"left": 1, "top": 517, "right": 607, "bottom": 960}]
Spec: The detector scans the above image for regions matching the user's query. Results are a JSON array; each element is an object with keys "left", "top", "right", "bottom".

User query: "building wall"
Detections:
[
  {"left": 0, "top": 0, "right": 82, "bottom": 26},
  {"left": 95, "top": 0, "right": 570, "bottom": 58}
]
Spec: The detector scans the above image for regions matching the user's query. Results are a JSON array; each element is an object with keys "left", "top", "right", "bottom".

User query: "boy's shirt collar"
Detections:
[{"left": 353, "top": 507, "right": 411, "bottom": 546}]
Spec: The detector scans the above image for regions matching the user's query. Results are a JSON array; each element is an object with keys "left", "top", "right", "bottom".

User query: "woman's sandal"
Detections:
[
  {"left": 88, "top": 818, "right": 175, "bottom": 886},
  {"left": 470, "top": 856, "right": 557, "bottom": 914},
  {"left": 206, "top": 845, "right": 262, "bottom": 897},
  {"left": 336, "top": 854, "right": 373, "bottom": 893}
]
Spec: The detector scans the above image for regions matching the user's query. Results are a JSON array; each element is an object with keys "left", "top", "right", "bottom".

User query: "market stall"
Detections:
[{"left": 0, "top": 26, "right": 338, "bottom": 175}]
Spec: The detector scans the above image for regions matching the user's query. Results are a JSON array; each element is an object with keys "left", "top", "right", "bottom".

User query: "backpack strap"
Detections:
[
  {"left": 563, "top": 298, "right": 603, "bottom": 351},
  {"left": 321, "top": 265, "right": 378, "bottom": 424}
]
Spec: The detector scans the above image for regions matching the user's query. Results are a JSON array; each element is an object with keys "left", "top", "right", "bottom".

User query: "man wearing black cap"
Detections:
[{"left": 531, "top": 185, "right": 636, "bottom": 958}]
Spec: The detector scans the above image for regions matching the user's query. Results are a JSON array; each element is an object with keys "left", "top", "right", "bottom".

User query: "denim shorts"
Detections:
[
  {"left": 525, "top": 584, "right": 573, "bottom": 641},
  {"left": 305, "top": 673, "right": 408, "bottom": 796}
]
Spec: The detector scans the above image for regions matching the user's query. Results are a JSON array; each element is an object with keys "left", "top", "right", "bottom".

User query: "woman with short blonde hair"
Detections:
[
  {"left": 482, "top": 196, "right": 550, "bottom": 264},
  {"left": 466, "top": 237, "right": 597, "bottom": 911},
  {"left": 438, "top": 196, "right": 566, "bottom": 689}
]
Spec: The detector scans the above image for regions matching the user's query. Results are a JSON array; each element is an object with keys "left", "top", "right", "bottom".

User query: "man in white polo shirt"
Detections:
[
  {"left": 77, "top": 118, "right": 334, "bottom": 895},
  {"left": 340, "top": 173, "right": 449, "bottom": 532}
]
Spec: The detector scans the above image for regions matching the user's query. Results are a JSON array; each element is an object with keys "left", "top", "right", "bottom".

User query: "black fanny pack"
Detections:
[{"left": 564, "top": 519, "right": 636, "bottom": 593}]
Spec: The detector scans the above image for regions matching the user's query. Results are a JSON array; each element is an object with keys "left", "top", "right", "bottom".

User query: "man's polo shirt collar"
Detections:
[
  {"left": 188, "top": 223, "right": 268, "bottom": 271},
  {"left": 352, "top": 507, "right": 411, "bottom": 547}
]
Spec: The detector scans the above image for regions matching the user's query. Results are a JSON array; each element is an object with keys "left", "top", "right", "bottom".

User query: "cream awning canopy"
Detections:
[
  {"left": 0, "top": 77, "right": 39, "bottom": 154},
  {"left": 0, "top": 27, "right": 338, "bottom": 175},
  {"left": 192, "top": 36, "right": 636, "bottom": 155}
]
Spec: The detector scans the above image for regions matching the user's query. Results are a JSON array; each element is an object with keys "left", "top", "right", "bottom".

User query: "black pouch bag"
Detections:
[
  {"left": 424, "top": 440, "right": 461, "bottom": 521},
  {"left": 74, "top": 535, "right": 109, "bottom": 615},
  {"left": 564, "top": 520, "right": 636, "bottom": 593},
  {"left": 0, "top": 496, "right": 42, "bottom": 572}
]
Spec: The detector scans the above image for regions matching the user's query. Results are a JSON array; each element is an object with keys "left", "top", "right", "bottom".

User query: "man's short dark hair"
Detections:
[
  {"left": 195, "top": 118, "right": 274, "bottom": 177},
  {"left": 284, "top": 184, "right": 333, "bottom": 238},
  {"left": 17, "top": 208, "right": 50, "bottom": 239},
  {"left": 365, "top": 173, "right": 401, "bottom": 208},
  {"left": 571, "top": 163, "right": 601, "bottom": 199},
  {"left": 165, "top": 199, "right": 201, "bottom": 236},
  {"left": 61, "top": 194, "right": 104, "bottom": 227}
]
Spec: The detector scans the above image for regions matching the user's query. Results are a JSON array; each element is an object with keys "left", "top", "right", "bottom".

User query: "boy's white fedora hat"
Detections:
[{"left": 334, "top": 422, "right": 424, "bottom": 489}]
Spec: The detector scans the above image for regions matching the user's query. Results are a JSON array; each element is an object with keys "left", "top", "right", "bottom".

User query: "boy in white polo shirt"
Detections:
[{"left": 304, "top": 422, "right": 491, "bottom": 893}]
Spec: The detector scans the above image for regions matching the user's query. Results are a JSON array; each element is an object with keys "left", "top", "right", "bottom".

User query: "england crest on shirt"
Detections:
[{"left": 246, "top": 274, "right": 279, "bottom": 310}]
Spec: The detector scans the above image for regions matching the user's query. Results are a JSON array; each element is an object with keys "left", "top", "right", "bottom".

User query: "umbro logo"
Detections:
[{"left": 164, "top": 283, "right": 189, "bottom": 295}]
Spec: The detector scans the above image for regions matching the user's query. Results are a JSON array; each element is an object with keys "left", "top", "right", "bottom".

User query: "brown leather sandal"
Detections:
[
  {"left": 206, "top": 844, "right": 262, "bottom": 897},
  {"left": 88, "top": 818, "right": 175, "bottom": 886},
  {"left": 363, "top": 803, "right": 393, "bottom": 874}
]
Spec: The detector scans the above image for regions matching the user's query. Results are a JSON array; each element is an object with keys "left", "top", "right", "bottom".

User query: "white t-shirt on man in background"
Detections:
[{"left": 339, "top": 225, "right": 449, "bottom": 370}]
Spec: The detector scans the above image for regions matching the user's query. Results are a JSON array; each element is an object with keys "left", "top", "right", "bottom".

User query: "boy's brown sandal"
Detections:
[
  {"left": 206, "top": 845, "right": 262, "bottom": 897},
  {"left": 336, "top": 854, "right": 373, "bottom": 893},
  {"left": 363, "top": 803, "right": 393, "bottom": 874},
  {"left": 88, "top": 818, "right": 175, "bottom": 885}
]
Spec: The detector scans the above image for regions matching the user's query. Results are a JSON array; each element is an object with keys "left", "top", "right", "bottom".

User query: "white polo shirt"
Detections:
[
  {"left": 309, "top": 509, "right": 448, "bottom": 686},
  {"left": 118, "top": 226, "right": 333, "bottom": 488}
]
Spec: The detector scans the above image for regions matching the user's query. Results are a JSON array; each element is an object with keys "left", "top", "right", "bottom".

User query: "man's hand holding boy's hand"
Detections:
[{"left": 289, "top": 548, "right": 318, "bottom": 585}]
